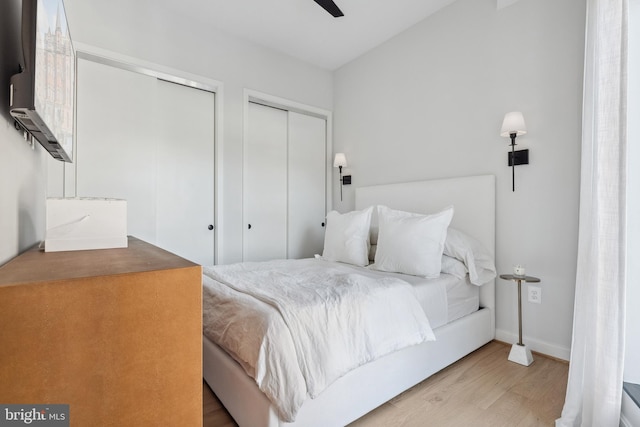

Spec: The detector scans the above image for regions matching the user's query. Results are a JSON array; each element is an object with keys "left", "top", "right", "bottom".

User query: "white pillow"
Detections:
[
  {"left": 373, "top": 206, "right": 454, "bottom": 277},
  {"left": 444, "top": 227, "right": 496, "bottom": 285},
  {"left": 441, "top": 255, "right": 468, "bottom": 278},
  {"left": 322, "top": 207, "right": 373, "bottom": 267},
  {"left": 370, "top": 245, "right": 468, "bottom": 279}
]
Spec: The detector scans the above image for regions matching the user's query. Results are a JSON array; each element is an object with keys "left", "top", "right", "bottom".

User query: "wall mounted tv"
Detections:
[{"left": 10, "top": 0, "right": 75, "bottom": 162}]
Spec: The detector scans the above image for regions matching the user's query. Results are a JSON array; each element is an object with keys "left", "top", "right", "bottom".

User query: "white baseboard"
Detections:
[
  {"left": 495, "top": 329, "right": 570, "bottom": 361},
  {"left": 621, "top": 389, "right": 640, "bottom": 427}
]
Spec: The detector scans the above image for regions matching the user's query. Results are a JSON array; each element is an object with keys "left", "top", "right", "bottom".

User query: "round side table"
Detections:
[{"left": 499, "top": 274, "right": 540, "bottom": 366}]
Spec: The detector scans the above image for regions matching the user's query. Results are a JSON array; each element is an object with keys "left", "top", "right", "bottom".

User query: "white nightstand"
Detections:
[{"left": 499, "top": 274, "right": 541, "bottom": 366}]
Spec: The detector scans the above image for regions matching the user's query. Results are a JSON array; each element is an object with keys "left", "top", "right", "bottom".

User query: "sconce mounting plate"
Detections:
[{"left": 508, "top": 149, "right": 529, "bottom": 166}]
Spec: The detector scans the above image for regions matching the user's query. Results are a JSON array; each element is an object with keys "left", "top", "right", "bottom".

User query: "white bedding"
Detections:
[
  {"left": 202, "top": 258, "right": 435, "bottom": 422},
  {"left": 370, "top": 269, "right": 479, "bottom": 328}
]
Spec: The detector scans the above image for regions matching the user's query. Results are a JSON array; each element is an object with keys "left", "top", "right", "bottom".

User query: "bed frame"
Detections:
[{"left": 203, "top": 174, "right": 496, "bottom": 427}]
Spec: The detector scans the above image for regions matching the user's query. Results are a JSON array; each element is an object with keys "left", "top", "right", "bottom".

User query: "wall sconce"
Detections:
[
  {"left": 333, "top": 153, "right": 351, "bottom": 201},
  {"left": 500, "top": 111, "right": 528, "bottom": 192}
]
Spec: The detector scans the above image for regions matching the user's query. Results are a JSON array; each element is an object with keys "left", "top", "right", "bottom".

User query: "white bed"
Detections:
[{"left": 202, "top": 174, "right": 496, "bottom": 427}]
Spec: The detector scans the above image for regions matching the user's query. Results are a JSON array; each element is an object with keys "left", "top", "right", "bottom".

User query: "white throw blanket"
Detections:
[{"left": 202, "top": 258, "right": 435, "bottom": 422}]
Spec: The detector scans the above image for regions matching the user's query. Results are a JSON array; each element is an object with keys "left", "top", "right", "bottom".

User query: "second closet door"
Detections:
[{"left": 288, "top": 111, "right": 326, "bottom": 259}]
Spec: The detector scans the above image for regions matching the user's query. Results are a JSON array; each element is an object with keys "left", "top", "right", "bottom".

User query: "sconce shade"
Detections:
[
  {"left": 333, "top": 153, "right": 348, "bottom": 168},
  {"left": 500, "top": 112, "right": 527, "bottom": 137}
]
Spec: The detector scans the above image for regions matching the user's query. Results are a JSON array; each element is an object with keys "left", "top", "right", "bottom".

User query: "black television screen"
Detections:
[{"left": 10, "top": 0, "right": 75, "bottom": 162}]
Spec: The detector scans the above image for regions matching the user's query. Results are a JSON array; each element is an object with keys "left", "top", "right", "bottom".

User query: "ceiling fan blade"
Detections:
[{"left": 313, "top": 0, "right": 344, "bottom": 17}]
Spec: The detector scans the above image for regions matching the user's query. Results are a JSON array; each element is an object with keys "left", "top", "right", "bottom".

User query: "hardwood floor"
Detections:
[
  {"left": 203, "top": 381, "right": 238, "bottom": 427},
  {"left": 203, "top": 341, "right": 568, "bottom": 426}
]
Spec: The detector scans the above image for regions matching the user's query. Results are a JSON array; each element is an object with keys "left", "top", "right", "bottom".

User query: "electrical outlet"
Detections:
[{"left": 528, "top": 285, "right": 541, "bottom": 304}]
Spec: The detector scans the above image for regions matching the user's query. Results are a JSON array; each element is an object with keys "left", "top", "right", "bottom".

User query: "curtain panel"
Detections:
[{"left": 556, "top": 0, "right": 628, "bottom": 426}]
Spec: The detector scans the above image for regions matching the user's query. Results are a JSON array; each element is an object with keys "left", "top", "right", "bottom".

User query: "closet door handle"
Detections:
[
  {"left": 321, "top": 222, "right": 325, "bottom": 227},
  {"left": 248, "top": 224, "right": 252, "bottom": 230},
  {"left": 208, "top": 224, "right": 214, "bottom": 231}
]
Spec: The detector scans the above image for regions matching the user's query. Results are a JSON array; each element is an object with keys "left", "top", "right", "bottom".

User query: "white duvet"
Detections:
[{"left": 202, "top": 258, "right": 435, "bottom": 422}]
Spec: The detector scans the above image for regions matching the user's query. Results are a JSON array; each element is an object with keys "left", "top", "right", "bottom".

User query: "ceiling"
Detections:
[{"left": 160, "top": 0, "right": 458, "bottom": 70}]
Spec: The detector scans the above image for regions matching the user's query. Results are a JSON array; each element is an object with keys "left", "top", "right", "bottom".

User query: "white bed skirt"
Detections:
[{"left": 203, "top": 306, "right": 493, "bottom": 427}]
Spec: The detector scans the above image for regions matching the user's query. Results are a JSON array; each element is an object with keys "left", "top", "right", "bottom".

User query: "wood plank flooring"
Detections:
[{"left": 203, "top": 341, "right": 568, "bottom": 426}]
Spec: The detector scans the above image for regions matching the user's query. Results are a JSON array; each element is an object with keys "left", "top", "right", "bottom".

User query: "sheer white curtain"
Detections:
[{"left": 556, "top": 0, "right": 628, "bottom": 426}]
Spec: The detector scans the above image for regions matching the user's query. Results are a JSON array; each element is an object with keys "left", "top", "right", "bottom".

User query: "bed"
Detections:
[{"left": 202, "top": 174, "right": 496, "bottom": 427}]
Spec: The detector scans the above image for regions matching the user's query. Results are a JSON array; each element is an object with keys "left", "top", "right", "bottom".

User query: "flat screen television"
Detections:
[{"left": 10, "top": 0, "right": 75, "bottom": 162}]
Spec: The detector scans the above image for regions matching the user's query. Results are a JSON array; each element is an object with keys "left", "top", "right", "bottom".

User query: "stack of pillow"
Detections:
[{"left": 321, "top": 205, "right": 496, "bottom": 286}]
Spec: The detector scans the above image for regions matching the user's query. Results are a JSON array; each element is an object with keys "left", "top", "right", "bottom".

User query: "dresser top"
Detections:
[{"left": 0, "top": 237, "right": 199, "bottom": 286}]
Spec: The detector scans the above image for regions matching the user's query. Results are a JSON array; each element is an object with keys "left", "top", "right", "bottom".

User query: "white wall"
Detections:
[
  {"left": 0, "top": 121, "right": 48, "bottom": 266},
  {"left": 62, "top": 0, "right": 333, "bottom": 264},
  {"left": 0, "top": 0, "right": 48, "bottom": 265},
  {"left": 333, "top": 0, "right": 586, "bottom": 359}
]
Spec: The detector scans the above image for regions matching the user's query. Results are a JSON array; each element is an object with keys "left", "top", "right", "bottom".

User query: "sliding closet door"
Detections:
[
  {"left": 75, "top": 58, "right": 216, "bottom": 265},
  {"left": 76, "top": 59, "right": 158, "bottom": 244},
  {"left": 155, "top": 79, "right": 215, "bottom": 266},
  {"left": 244, "top": 102, "right": 288, "bottom": 261},
  {"left": 288, "top": 111, "right": 326, "bottom": 259}
]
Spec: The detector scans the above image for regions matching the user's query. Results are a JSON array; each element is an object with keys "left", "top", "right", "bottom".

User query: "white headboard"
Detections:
[{"left": 355, "top": 175, "right": 496, "bottom": 334}]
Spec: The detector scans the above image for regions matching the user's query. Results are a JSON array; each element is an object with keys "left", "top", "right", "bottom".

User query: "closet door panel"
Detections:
[
  {"left": 155, "top": 80, "right": 215, "bottom": 266},
  {"left": 288, "top": 111, "right": 326, "bottom": 259},
  {"left": 244, "top": 103, "right": 288, "bottom": 261},
  {"left": 75, "top": 59, "right": 158, "bottom": 244}
]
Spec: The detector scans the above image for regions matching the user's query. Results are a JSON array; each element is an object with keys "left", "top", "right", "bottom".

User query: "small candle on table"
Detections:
[{"left": 514, "top": 265, "right": 525, "bottom": 276}]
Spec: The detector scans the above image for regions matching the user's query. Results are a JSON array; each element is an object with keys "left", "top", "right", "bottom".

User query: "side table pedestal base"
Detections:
[{"left": 508, "top": 343, "right": 533, "bottom": 366}]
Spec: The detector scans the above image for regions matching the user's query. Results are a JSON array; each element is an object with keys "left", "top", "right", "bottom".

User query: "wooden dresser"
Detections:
[{"left": 0, "top": 237, "right": 202, "bottom": 426}]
